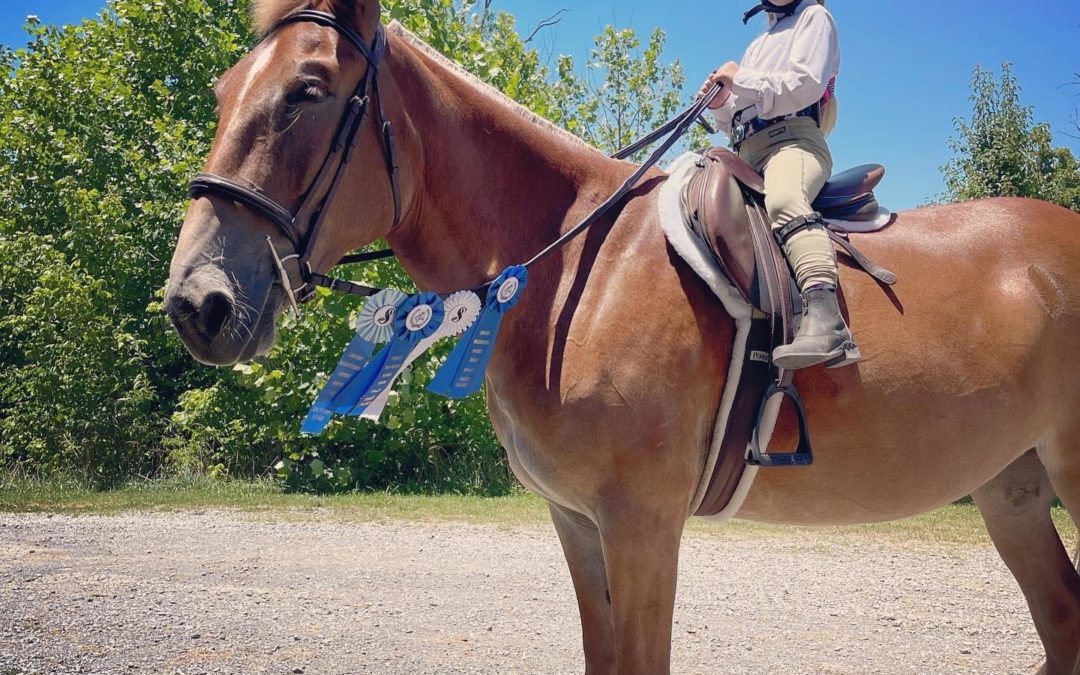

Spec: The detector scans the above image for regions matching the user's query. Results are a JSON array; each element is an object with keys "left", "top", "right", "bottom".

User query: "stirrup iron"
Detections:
[{"left": 746, "top": 383, "right": 814, "bottom": 467}]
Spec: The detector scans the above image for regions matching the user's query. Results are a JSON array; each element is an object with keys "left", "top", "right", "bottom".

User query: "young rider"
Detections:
[{"left": 699, "top": 0, "right": 858, "bottom": 370}]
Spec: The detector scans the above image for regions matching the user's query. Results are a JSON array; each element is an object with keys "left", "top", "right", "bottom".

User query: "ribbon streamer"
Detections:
[
  {"left": 330, "top": 292, "right": 446, "bottom": 417},
  {"left": 361, "top": 291, "right": 483, "bottom": 422},
  {"left": 300, "top": 289, "right": 407, "bottom": 436},
  {"left": 428, "top": 266, "right": 528, "bottom": 399}
]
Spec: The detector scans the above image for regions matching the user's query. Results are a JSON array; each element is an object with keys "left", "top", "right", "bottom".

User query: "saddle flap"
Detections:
[{"left": 683, "top": 149, "right": 761, "bottom": 300}]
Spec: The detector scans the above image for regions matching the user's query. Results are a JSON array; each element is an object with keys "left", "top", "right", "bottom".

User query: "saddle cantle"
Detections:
[{"left": 816, "top": 164, "right": 886, "bottom": 221}]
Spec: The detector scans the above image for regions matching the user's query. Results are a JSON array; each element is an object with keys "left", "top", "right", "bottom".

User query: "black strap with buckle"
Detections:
[
  {"left": 742, "top": 0, "right": 803, "bottom": 25},
  {"left": 731, "top": 102, "right": 820, "bottom": 150}
]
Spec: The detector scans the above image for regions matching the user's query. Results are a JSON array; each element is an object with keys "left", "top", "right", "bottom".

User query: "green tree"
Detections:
[
  {"left": 0, "top": 0, "right": 251, "bottom": 484},
  {"left": 942, "top": 64, "right": 1080, "bottom": 211},
  {"left": 550, "top": 25, "right": 708, "bottom": 157}
]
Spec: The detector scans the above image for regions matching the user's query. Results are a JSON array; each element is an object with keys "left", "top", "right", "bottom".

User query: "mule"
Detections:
[{"left": 164, "top": 1, "right": 1080, "bottom": 672}]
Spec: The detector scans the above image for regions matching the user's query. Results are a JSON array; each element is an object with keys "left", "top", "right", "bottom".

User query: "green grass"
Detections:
[
  {"left": 0, "top": 478, "right": 548, "bottom": 525},
  {"left": 689, "top": 505, "right": 1077, "bottom": 549},
  {"left": 0, "top": 478, "right": 1075, "bottom": 549}
]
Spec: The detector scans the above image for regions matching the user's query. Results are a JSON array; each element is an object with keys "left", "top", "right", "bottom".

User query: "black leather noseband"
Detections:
[{"left": 188, "top": 10, "right": 400, "bottom": 312}]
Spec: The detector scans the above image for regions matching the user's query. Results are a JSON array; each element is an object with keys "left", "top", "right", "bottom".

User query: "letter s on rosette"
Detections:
[
  {"left": 301, "top": 288, "right": 408, "bottom": 436},
  {"left": 428, "top": 266, "right": 528, "bottom": 399}
]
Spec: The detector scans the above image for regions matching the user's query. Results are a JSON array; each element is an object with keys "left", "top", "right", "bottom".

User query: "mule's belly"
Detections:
[
  {"left": 732, "top": 358, "right": 1054, "bottom": 525},
  {"left": 734, "top": 416, "right": 1037, "bottom": 527}
]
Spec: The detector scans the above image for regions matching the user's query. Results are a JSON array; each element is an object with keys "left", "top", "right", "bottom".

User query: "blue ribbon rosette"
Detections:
[
  {"left": 300, "top": 289, "right": 408, "bottom": 436},
  {"left": 428, "top": 265, "right": 528, "bottom": 399},
  {"left": 361, "top": 290, "right": 483, "bottom": 422},
  {"left": 330, "top": 292, "right": 445, "bottom": 417}
]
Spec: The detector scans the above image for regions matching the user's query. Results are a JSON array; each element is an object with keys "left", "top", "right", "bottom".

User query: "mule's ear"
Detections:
[{"left": 341, "top": 0, "right": 381, "bottom": 43}]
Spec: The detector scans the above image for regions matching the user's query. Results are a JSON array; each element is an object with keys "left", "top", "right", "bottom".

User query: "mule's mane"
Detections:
[
  {"left": 251, "top": 2, "right": 597, "bottom": 153},
  {"left": 387, "top": 23, "right": 597, "bottom": 154}
]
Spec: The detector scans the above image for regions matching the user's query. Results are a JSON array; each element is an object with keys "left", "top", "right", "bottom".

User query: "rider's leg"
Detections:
[
  {"left": 758, "top": 140, "right": 835, "bottom": 290},
  {"left": 740, "top": 120, "right": 860, "bottom": 370}
]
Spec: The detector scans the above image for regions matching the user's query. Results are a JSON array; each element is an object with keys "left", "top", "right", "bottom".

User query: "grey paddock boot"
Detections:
[{"left": 772, "top": 285, "right": 861, "bottom": 370}]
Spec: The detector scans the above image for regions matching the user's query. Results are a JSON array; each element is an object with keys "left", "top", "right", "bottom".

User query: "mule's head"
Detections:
[{"left": 165, "top": 0, "right": 412, "bottom": 365}]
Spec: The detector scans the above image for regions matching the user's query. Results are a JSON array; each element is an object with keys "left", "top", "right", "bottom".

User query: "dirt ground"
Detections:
[{"left": 0, "top": 510, "right": 1048, "bottom": 674}]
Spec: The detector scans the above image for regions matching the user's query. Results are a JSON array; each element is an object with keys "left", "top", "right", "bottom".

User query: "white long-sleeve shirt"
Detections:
[{"left": 712, "top": 0, "right": 840, "bottom": 132}]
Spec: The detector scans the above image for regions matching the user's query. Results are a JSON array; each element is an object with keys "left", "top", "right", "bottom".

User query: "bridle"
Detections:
[
  {"left": 188, "top": 10, "right": 399, "bottom": 315},
  {"left": 187, "top": 10, "right": 726, "bottom": 317}
]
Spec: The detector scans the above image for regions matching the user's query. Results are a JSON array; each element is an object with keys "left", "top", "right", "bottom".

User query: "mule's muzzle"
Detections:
[
  {"left": 164, "top": 269, "right": 268, "bottom": 366},
  {"left": 166, "top": 290, "right": 233, "bottom": 343}
]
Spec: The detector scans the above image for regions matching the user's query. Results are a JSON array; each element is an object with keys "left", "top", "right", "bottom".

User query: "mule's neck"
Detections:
[{"left": 383, "top": 30, "right": 627, "bottom": 293}]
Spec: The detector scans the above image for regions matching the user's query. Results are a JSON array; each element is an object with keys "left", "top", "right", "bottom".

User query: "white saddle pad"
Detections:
[{"left": 828, "top": 208, "right": 894, "bottom": 233}]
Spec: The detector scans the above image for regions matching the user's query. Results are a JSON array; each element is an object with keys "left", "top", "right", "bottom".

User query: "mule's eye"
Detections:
[{"left": 286, "top": 79, "right": 328, "bottom": 105}]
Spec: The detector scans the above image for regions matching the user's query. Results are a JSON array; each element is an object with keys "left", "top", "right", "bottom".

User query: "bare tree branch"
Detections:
[
  {"left": 1062, "top": 72, "right": 1080, "bottom": 139},
  {"left": 524, "top": 9, "right": 568, "bottom": 44},
  {"left": 1075, "top": 73, "right": 1080, "bottom": 136},
  {"left": 1067, "top": 105, "right": 1079, "bottom": 140}
]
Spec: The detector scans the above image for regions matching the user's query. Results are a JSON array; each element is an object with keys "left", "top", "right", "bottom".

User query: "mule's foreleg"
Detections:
[
  {"left": 550, "top": 504, "right": 617, "bottom": 675},
  {"left": 973, "top": 450, "right": 1080, "bottom": 675},
  {"left": 596, "top": 506, "right": 686, "bottom": 675}
]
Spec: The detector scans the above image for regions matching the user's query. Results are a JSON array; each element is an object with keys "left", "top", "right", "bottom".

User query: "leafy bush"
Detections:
[{"left": 0, "top": 234, "right": 158, "bottom": 484}]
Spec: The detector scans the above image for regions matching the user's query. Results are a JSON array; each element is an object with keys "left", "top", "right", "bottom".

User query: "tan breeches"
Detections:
[{"left": 737, "top": 117, "right": 837, "bottom": 289}]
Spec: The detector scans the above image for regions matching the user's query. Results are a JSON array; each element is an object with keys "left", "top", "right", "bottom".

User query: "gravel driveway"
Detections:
[{"left": 0, "top": 510, "right": 1046, "bottom": 674}]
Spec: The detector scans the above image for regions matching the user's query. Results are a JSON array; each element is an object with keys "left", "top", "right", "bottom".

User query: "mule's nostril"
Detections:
[
  {"left": 198, "top": 291, "right": 233, "bottom": 340},
  {"left": 165, "top": 296, "right": 197, "bottom": 325}
]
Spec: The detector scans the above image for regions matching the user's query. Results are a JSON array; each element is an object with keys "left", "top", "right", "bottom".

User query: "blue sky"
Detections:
[{"left": 3, "top": 0, "right": 1079, "bottom": 209}]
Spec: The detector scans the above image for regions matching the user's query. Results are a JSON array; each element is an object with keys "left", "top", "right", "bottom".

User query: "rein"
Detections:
[
  {"left": 521, "top": 87, "right": 723, "bottom": 271},
  {"left": 187, "top": 10, "right": 722, "bottom": 313}
]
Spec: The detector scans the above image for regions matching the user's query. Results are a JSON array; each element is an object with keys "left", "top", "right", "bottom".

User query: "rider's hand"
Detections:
[{"left": 699, "top": 62, "right": 740, "bottom": 109}]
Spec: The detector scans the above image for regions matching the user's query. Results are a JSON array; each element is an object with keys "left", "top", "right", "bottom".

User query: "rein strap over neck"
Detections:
[{"left": 521, "top": 84, "right": 725, "bottom": 272}]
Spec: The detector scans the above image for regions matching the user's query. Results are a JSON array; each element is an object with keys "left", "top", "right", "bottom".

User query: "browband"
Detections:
[{"left": 275, "top": 10, "right": 386, "bottom": 66}]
